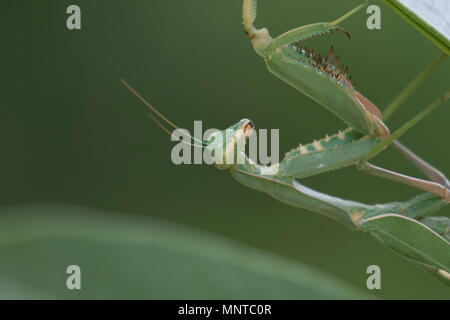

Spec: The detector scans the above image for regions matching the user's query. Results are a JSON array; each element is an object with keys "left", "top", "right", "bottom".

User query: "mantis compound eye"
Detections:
[{"left": 243, "top": 120, "right": 254, "bottom": 137}]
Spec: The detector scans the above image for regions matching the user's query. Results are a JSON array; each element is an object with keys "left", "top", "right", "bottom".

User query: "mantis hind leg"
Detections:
[
  {"left": 358, "top": 91, "right": 450, "bottom": 201},
  {"left": 392, "top": 140, "right": 450, "bottom": 189},
  {"left": 358, "top": 161, "right": 450, "bottom": 202}
]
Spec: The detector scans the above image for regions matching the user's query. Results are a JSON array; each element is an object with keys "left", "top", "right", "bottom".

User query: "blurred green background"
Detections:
[{"left": 0, "top": 0, "right": 449, "bottom": 299}]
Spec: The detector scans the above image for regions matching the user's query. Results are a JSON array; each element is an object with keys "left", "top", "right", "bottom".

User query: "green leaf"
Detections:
[
  {"left": 361, "top": 213, "right": 450, "bottom": 284},
  {"left": 384, "top": 0, "right": 450, "bottom": 55},
  {"left": 421, "top": 216, "right": 450, "bottom": 242},
  {"left": 0, "top": 205, "right": 369, "bottom": 299}
]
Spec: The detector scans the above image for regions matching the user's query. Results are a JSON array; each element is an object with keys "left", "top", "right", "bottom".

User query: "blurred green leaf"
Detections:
[
  {"left": 384, "top": 0, "right": 450, "bottom": 55},
  {"left": 0, "top": 205, "right": 370, "bottom": 299}
]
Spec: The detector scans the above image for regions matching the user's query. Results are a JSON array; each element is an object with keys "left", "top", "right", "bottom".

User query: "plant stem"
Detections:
[
  {"left": 366, "top": 91, "right": 449, "bottom": 161},
  {"left": 382, "top": 52, "right": 447, "bottom": 121}
]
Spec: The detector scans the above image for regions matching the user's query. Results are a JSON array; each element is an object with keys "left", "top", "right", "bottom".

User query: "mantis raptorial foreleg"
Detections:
[
  {"left": 242, "top": 0, "right": 450, "bottom": 201},
  {"left": 237, "top": 0, "right": 450, "bottom": 279},
  {"left": 121, "top": 0, "right": 450, "bottom": 282}
]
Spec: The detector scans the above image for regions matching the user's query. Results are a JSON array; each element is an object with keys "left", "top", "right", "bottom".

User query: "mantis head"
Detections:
[
  {"left": 242, "top": 0, "right": 389, "bottom": 138},
  {"left": 120, "top": 79, "right": 256, "bottom": 170},
  {"left": 205, "top": 119, "right": 254, "bottom": 169}
]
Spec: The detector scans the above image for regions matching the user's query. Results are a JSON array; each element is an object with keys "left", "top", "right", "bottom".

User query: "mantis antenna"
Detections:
[{"left": 120, "top": 79, "right": 206, "bottom": 148}]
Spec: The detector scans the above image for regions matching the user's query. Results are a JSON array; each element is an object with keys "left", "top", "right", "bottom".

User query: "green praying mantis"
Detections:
[{"left": 122, "top": 1, "right": 450, "bottom": 283}]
